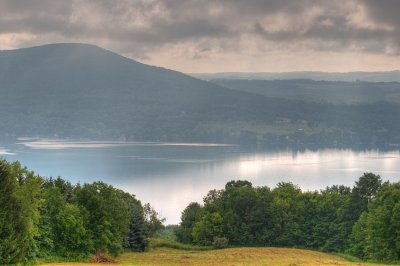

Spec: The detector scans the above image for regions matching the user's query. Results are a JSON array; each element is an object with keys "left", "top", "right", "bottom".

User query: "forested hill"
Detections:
[
  {"left": 1, "top": 43, "right": 400, "bottom": 148},
  {"left": 211, "top": 79, "right": 400, "bottom": 104},
  {"left": 0, "top": 43, "right": 270, "bottom": 141}
]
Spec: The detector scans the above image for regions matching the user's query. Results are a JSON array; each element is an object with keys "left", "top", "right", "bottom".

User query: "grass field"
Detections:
[{"left": 42, "top": 247, "right": 390, "bottom": 266}]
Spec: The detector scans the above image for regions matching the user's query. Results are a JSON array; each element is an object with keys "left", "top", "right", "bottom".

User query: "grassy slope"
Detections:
[{"left": 42, "top": 247, "right": 389, "bottom": 266}]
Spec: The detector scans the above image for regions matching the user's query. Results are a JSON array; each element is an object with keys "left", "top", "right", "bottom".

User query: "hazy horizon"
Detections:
[
  {"left": 2, "top": 43, "right": 400, "bottom": 76},
  {"left": 1, "top": 0, "right": 400, "bottom": 73}
]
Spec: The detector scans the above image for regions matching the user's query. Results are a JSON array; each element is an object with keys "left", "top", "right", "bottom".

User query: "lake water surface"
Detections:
[{"left": 2, "top": 139, "right": 400, "bottom": 224}]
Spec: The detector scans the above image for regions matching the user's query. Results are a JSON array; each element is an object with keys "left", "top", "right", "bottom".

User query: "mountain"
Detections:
[
  {"left": 191, "top": 71, "right": 400, "bottom": 82},
  {"left": 1, "top": 43, "right": 400, "bottom": 149},
  {"left": 0, "top": 43, "right": 285, "bottom": 143}
]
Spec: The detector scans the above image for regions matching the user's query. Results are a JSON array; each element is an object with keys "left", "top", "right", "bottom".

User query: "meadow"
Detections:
[{"left": 42, "top": 247, "right": 390, "bottom": 266}]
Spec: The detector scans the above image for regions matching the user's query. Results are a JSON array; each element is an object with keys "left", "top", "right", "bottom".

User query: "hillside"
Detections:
[
  {"left": 0, "top": 43, "right": 298, "bottom": 143},
  {"left": 211, "top": 79, "right": 400, "bottom": 104},
  {"left": 41, "top": 247, "right": 388, "bottom": 266},
  {"left": 1, "top": 44, "right": 400, "bottom": 148}
]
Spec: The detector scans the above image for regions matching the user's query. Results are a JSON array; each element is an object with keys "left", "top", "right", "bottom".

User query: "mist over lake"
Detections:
[{"left": 2, "top": 139, "right": 400, "bottom": 224}]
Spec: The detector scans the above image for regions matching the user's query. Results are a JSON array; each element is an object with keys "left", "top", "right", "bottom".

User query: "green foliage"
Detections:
[
  {"left": 227, "top": 183, "right": 267, "bottom": 245},
  {"left": 143, "top": 203, "right": 166, "bottom": 238},
  {"left": 125, "top": 205, "right": 147, "bottom": 252},
  {"left": 175, "top": 202, "right": 204, "bottom": 244},
  {"left": 271, "top": 182, "right": 304, "bottom": 247},
  {"left": 147, "top": 238, "right": 211, "bottom": 250},
  {"left": 155, "top": 225, "right": 179, "bottom": 241},
  {"left": 52, "top": 203, "right": 92, "bottom": 257},
  {"left": 0, "top": 160, "right": 43, "bottom": 264},
  {"left": 347, "top": 212, "right": 368, "bottom": 259},
  {"left": 212, "top": 236, "right": 229, "bottom": 248},
  {"left": 119, "top": 192, "right": 148, "bottom": 252},
  {"left": 37, "top": 184, "right": 93, "bottom": 258},
  {"left": 203, "top": 181, "right": 275, "bottom": 246},
  {"left": 1, "top": 157, "right": 397, "bottom": 263},
  {"left": 0, "top": 159, "right": 150, "bottom": 264},
  {"left": 354, "top": 173, "right": 383, "bottom": 203},
  {"left": 192, "top": 212, "right": 224, "bottom": 246},
  {"left": 348, "top": 183, "right": 400, "bottom": 261},
  {"left": 75, "top": 182, "right": 132, "bottom": 256},
  {"left": 0, "top": 159, "right": 24, "bottom": 264},
  {"left": 177, "top": 175, "right": 394, "bottom": 262}
]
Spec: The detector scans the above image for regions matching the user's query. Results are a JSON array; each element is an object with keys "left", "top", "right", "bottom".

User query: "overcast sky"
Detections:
[{"left": 0, "top": 0, "right": 399, "bottom": 73}]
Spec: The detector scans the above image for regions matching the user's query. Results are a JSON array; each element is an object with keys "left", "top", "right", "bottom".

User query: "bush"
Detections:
[
  {"left": 213, "top": 237, "right": 229, "bottom": 249},
  {"left": 91, "top": 250, "right": 117, "bottom": 263}
]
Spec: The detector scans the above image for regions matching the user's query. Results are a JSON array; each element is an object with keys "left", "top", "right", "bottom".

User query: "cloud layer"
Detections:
[{"left": 0, "top": 0, "right": 399, "bottom": 72}]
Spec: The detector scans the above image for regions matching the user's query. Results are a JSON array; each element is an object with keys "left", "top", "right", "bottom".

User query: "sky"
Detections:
[{"left": 0, "top": 0, "right": 399, "bottom": 73}]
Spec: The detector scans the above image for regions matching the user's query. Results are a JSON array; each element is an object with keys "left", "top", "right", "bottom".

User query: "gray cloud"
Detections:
[
  {"left": 0, "top": 0, "right": 399, "bottom": 65},
  {"left": 0, "top": 0, "right": 72, "bottom": 15},
  {"left": 362, "top": 0, "right": 400, "bottom": 27}
]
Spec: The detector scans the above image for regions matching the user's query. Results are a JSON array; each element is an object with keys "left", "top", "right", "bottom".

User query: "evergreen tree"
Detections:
[{"left": 125, "top": 206, "right": 147, "bottom": 251}]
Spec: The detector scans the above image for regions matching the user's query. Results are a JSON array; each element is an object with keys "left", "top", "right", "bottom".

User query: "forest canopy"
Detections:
[
  {"left": 0, "top": 159, "right": 162, "bottom": 264},
  {"left": 176, "top": 173, "right": 400, "bottom": 262},
  {"left": 0, "top": 158, "right": 398, "bottom": 263}
]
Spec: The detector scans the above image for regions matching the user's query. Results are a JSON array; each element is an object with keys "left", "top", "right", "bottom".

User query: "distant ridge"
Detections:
[{"left": 190, "top": 71, "right": 400, "bottom": 82}]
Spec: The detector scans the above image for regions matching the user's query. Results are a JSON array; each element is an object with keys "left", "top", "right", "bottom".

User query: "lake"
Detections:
[{"left": 1, "top": 138, "right": 400, "bottom": 224}]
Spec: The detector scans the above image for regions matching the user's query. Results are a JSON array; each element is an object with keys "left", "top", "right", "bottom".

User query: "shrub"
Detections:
[{"left": 213, "top": 237, "right": 229, "bottom": 249}]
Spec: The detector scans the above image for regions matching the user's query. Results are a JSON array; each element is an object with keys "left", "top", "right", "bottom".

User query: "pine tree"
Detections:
[{"left": 125, "top": 207, "right": 147, "bottom": 251}]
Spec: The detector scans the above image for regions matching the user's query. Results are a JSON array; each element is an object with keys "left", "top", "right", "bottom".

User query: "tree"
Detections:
[
  {"left": 175, "top": 202, "right": 204, "bottom": 244},
  {"left": 271, "top": 182, "right": 304, "bottom": 247},
  {"left": 143, "top": 203, "right": 165, "bottom": 237},
  {"left": 354, "top": 173, "right": 382, "bottom": 203},
  {"left": 347, "top": 183, "right": 400, "bottom": 261},
  {"left": 75, "top": 182, "right": 131, "bottom": 256},
  {"left": 312, "top": 185, "right": 352, "bottom": 252},
  {"left": 125, "top": 205, "right": 147, "bottom": 252},
  {"left": 192, "top": 212, "right": 223, "bottom": 246},
  {"left": 122, "top": 193, "right": 147, "bottom": 252},
  {"left": 52, "top": 203, "right": 92, "bottom": 257},
  {"left": 0, "top": 160, "right": 24, "bottom": 264},
  {"left": 0, "top": 160, "right": 42, "bottom": 264},
  {"left": 216, "top": 180, "right": 263, "bottom": 245},
  {"left": 347, "top": 212, "right": 368, "bottom": 259}
]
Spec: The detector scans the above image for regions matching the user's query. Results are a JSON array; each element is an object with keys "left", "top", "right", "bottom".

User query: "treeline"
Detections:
[
  {"left": 0, "top": 159, "right": 163, "bottom": 265},
  {"left": 2, "top": 157, "right": 399, "bottom": 263},
  {"left": 175, "top": 173, "right": 400, "bottom": 262}
]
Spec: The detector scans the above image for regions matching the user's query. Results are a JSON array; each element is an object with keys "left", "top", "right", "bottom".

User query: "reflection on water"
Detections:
[
  {"left": 0, "top": 147, "right": 15, "bottom": 155},
  {"left": 2, "top": 139, "right": 400, "bottom": 224},
  {"left": 17, "top": 138, "right": 235, "bottom": 149}
]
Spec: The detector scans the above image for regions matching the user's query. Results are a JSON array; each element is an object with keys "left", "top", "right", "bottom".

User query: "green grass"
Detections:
[
  {"left": 41, "top": 246, "right": 392, "bottom": 266},
  {"left": 147, "top": 238, "right": 212, "bottom": 251},
  {"left": 35, "top": 254, "right": 91, "bottom": 265}
]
